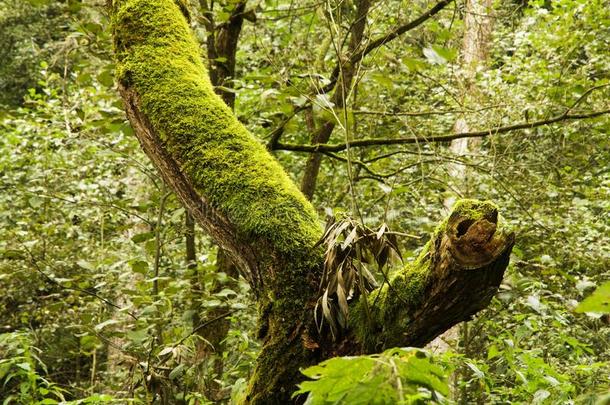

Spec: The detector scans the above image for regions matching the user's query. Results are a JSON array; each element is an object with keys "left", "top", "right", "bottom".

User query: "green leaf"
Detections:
[
  {"left": 370, "top": 73, "right": 394, "bottom": 89},
  {"left": 1, "top": 250, "right": 23, "bottom": 260},
  {"left": 216, "top": 10, "right": 231, "bottom": 23},
  {"left": 80, "top": 335, "right": 101, "bottom": 353},
  {"left": 214, "top": 288, "right": 238, "bottom": 298},
  {"left": 131, "top": 232, "right": 154, "bottom": 243},
  {"left": 28, "top": 196, "right": 44, "bottom": 208},
  {"left": 201, "top": 299, "right": 222, "bottom": 308},
  {"left": 129, "top": 260, "right": 149, "bottom": 275},
  {"left": 127, "top": 328, "right": 149, "bottom": 344},
  {"left": 94, "top": 319, "right": 120, "bottom": 331},
  {"left": 402, "top": 56, "right": 425, "bottom": 71},
  {"left": 488, "top": 344, "right": 500, "bottom": 360},
  {"left": 575, "top": 281, "right": 610, "bottom": 314},
  {"left": 294, "top": 348, "right": 448, "bottom": 403},
  {"left": 432, "top": 45, "right": 457, "bottom": 62},
  {"left": 169, "top": 363, "right": 186, "bottom": 380},
  {"left": 97, "top": 69, "right": 114, "bottom": 87},
  {"left": 77, "top": 260, "right": 96, "bottom": 271}
]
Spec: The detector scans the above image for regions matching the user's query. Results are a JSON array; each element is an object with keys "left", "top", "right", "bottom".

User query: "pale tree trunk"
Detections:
[
  {"left": 430, "top": 0, "right": 495, "bottom": 388},
  {"left": 444, "top": 0, "right": 494, "bottom": 211},
  {"left": 107, "top": 1, "right": 513, "bottom": 403}
]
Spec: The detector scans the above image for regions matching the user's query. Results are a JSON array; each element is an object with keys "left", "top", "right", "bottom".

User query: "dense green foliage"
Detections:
[
  {"left": 0, "top": 0, "right": 70, "bottom": 105},
  {"left": 1, "top": 0, "right": 608, "bottom": 403},
  {"left": 294, "top": 348, "right": 451, "bottom": 404}
]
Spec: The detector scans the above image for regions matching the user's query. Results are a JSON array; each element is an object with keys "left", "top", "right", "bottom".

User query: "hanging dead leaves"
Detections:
[{"left": 314, "top": 216, "right": 414, "bottom": 340}]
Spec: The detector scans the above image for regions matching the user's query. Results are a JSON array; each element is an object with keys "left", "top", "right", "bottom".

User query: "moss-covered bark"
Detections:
[
  {"left": 349, "top": 200, "right": 514, "bottom": 353},
  {"left": 110, "top": 0, "right": 322, "bottom": 263},
  {"left": 107, "top": 1, "right": 514, "bottom": 403}
]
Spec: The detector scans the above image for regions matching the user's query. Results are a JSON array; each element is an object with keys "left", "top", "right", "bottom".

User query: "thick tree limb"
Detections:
[
  {"left": 110, "top": 0, "right": 323, "bottom": 287},
  {"left": 347, "top": 200, "right": 514, "bottom": 353},
  {"left": 274, "top": 108, "right": 610, "bottom": 153},
  {"left": 118, "top": 86, "right": 261, "bottom": 285}
]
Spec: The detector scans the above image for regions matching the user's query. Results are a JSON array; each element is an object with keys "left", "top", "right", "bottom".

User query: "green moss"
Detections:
[
  {"left": 246, "top": 322, "right": 317, "bottom": 404},
  {"left": 435, "top": 199, "right": 512, "bottom": 246},
  {"left": 435, "top": 199, "right": 499, "bottom": 233},
  {"left": 350, "top": 241, "right": 432, "bottom": 351},
  {"left": 451, "top": 199, "right": 498, "bottom": 220},
  {"left": 350, "top": 199, "right": 504, "bottom": 351},
  {"left": 111, "top": 0, "right": 322, "bottom": 256}
]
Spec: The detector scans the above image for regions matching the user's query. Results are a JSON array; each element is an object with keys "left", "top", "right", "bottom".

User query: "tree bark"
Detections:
[
  {"left": 445, "top": 0, "right": 494, "bottom": 210},
  {"left": 108, "top": 1, "right": 514, "bottom": 403},
  {"left": 300, "top": 0, "right": 371, "bottom": 200}
]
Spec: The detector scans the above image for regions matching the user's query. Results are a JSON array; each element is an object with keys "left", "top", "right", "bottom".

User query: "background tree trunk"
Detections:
[
  {"left": 444, "top": 0, "right": 494, "bottom": 210},
  {"left": 431, "top": 0, "right": 495, "bottom": 352},
  {"left": 300, "top": 0, "right": 371, "bottom": 200}
]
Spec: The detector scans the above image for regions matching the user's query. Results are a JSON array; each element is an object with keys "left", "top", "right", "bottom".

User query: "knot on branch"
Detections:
[{"left": 441, "top": 199, "right": 514, "bottom": 270}]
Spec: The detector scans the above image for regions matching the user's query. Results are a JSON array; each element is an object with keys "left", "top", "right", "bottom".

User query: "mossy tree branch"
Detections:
[
  {"left": 109, "top": 0, "right": 322, "bottom": 286},
  {"left": 347, "top": 200, "right": 514, "bottom": 353}
]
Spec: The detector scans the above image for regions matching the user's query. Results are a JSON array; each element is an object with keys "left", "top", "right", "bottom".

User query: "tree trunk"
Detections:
[
  {"left": 107, "top": 1, "right": 514, "bottom": 403},
  {"left": 432, "top": 0, "right": 495, "bottom": 356},
  {"left": 199, "top": 0, "right": 251, "bottom": 109},
  {"left": 444, "top": 0, "right": 494, "bottom": 210},
  {"left": 300, "top": 0, "right": 371, "bottom": 200}
]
